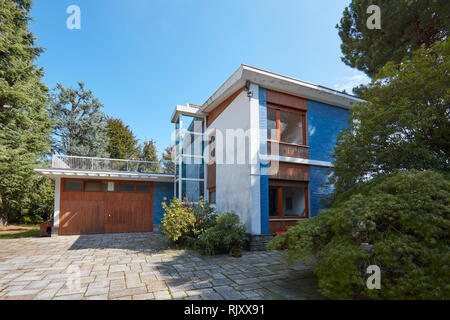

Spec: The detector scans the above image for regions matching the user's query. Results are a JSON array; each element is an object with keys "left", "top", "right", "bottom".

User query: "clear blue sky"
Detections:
[{"left": 30, "top": 0, "right": 369, "bottom": 156}]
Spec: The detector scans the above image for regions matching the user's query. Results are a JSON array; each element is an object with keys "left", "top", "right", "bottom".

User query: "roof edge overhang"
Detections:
[
  {"left": 201, "top": 64, "right": 365, "bottom": 113},
  {"left": 170, "top": 104, "right": 206, "bottom": 123},
  {"left": 34, "top": 167, "right": 175, "bottom": 182}
]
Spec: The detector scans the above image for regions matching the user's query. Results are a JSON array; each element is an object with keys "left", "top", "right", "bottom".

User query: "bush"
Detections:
[
  {"left": 196, "top": 212, "right": 247, "bottom": 256},
  {"left": 268, "top": 170, "right": 450, "bottom": 299},
  {"left": 184, "top": 198, "right": 217, "bottom": 237},
  {"left": 161, "top": 197, "right": 195, "bottom": 243}
]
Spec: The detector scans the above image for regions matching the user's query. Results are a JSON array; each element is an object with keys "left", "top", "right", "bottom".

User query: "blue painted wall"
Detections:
[
  {"left": 259, "top": 87, "right": 269, "bottom": 234},
  {"left": 307, "top": 101, "right": 349, "bottom": 162},
  {"left": 309, "top": 166, "right": 333, "bottom": 217},
  {"left": 153, "top": 181, "right": 174, "bottom": 225}
]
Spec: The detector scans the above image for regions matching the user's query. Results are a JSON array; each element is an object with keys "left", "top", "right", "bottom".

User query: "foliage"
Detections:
[
  {"left": 337, "top": 0, "right": 450, "bottom": 78},
  {"left": 50, "top": 82, "right": 109, "bottom": 157},
  {"left": 330, "top": 40, "right": 450, "bottom": 198},
  {"left": 0, "top": 0, "right": 53, "bottom": 224},
  {"left": 161, "top": 197, "right": 195, "bottom": 243},
  {"left": 196, "top": 212, "right": 247, "bottom": 256},
  {"left": 106, "top": 118, "right": 139, "bottom": 159},
  {"left": 184, "top": 197, "right": 217, "bottom": 237},
  {"left": 268, "top": 170, "right": 450, "bottom": 299},
  {"left": 139, "top": 139, "right": 159, "bottom": 172},
  {"left": 162, "top": 145, "right": 175, "bottom": 174}
]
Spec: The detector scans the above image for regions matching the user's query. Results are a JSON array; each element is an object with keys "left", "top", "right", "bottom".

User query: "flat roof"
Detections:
[
  {"left": 34, "top": 167, "right": 174, "bottom": 182},
  {"left": 202, "top": 64, "right": 365, "bottom": 113}
]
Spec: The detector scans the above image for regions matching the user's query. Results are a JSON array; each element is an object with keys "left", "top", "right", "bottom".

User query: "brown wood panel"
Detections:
[
  {"left": 269, "top": 179, "right": 308, "bottom": 188},
  {"left": 59, "top": 179, "right": 153, "bottom": 235},
  {"left": 207, "top": 163, "right": 216, "bottom": 189},
  {"left": 269, "top": 162, "right": 310, "bottom": 181},
  {"left": 267, "top": 89, "right": 308, "bottom": 111},
  {"left": 268, "top": 140, "right": 309, "bottom": 159},
  {"left": 206, "top": 87, "right": 244, "bottom": 127},
  {"left": 269, "top": 220, "right": 301, "bottom": 234}
]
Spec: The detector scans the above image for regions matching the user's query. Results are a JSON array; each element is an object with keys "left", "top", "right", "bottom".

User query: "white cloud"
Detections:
[{"left": 333, "top": 71, "right": 370, "bottom": 93}]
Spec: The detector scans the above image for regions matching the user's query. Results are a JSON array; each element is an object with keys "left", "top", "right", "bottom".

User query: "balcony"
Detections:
[{"left": 52, "top": 155, "right": 167, "bottom": 174}]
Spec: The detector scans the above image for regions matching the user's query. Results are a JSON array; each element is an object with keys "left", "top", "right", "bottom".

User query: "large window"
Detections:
[
  {"left": 267, "top": 105, "right": 306, "bottom": 145},
  {"left": 174, "top": 114, "right": 206, "bottom": 203},
  {"left": 269, "top": 185, "right": 308, "bottom": 218}
]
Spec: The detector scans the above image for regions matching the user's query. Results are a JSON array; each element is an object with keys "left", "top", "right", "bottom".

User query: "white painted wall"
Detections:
[
  {"left": 209, "top": 88, "right": 261, "bottom": 234},
  {"left": 53, "top": 177, "right": 61, "bottom": 233}
]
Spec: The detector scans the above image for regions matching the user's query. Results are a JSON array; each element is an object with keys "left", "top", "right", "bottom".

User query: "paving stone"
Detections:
[
  {"left": 242, "top": 290, "right": 262, "bottom": 299},
  {"left": 146, "top": 280, "right": 168, "bottom": 292},
  {"left": 214, "top": 286, "right": 245, "bottom": 300},
  {"left": 0, "top": 233, "right": 321, "bottom": 301},
  {"left": 132, "top": 293, "right": 155, "bottom": 300},
  {"left": 85, "top": 286, "right": 109, "bottom": 297},
  {"left": 84, "top": 295, "right": 109, "bottom": 300},
  {"left": 170, "top": 290, "right": 187, "bottom": 299},
  {"left": 52, "top": 293, "right": 83, "bottom": 300},
  {"left": 154, "top": 290, "right": 172, "bottom": 300}
]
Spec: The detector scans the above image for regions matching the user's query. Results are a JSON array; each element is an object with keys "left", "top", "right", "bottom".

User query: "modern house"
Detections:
[{"left": 35, "top": 65, "right": 363, "bottom": 237}]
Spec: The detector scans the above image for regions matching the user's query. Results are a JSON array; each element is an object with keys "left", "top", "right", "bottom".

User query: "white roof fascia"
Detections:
[
  {"left": 201, "top": 64, "right": 365, "bottom": 112},
  {"left": 34, "top": 168, "right": 174, "bottom": 182},
  {"left": 170, "top": 104, "right": 206, "bottom": 123}
]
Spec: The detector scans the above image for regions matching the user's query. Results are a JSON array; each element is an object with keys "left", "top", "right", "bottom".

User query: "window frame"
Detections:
[
  {"left": 267, "top": 104, "right": 307, "bottom": 147},
  {"left": 209, "top": 188, "right": 216, "bottom": 204},
  {"left": 83, "top": 180, "right": 103, "bottom": 192},
  {"left": 269, "top": 185, "right": 309, "bottom": 219}
]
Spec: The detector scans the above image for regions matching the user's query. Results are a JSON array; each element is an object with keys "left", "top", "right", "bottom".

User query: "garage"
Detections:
[{"left": 59, "top": 178, "right": 154, "bottom": 235}]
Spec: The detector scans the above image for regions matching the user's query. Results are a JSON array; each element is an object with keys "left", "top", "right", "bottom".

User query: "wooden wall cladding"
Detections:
[
  {"left": 59, "top": 179, "right": 153, "bottom": 235},
  {"left": 206, "top": 87, "right": 244, "bottom": 127},
  {"left": 268, "top": 141, "right": 309, "bottom": 159},
  {"left": 269, "top": 161, "right": 310, "bottom": 181},
  {"left": 269, "top": 220, "right": 299, "bottom": 233},
  {"left": 266, "top": 89, "right": 308, "bottom": 111},
  {"left": 206, "top": 163, "right": 216, "bottom": 190}
]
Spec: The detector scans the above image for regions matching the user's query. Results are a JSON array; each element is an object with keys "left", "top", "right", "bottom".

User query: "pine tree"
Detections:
[
  {"left": 139, "top": 139, "right": 159, "bottom": 173},
  {"left": 337, "top": 0, "right": 449, "bottom": 78},
  {"left": 0, "top": 0, "right": 53, "bottom": 224},
  {"left": 162, "top": 145, "right": 175, "bottom": 174},
  {"left": 106, "top": 118, "right": 139, "bottom": 159},
  {"left": 50, "top": 82, "right": 109, "bottom": 157}
]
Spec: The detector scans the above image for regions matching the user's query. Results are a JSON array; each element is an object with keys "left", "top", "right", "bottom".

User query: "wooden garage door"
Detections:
[{"left": 59, "top": 179, "right": 154, "bottom": 235}]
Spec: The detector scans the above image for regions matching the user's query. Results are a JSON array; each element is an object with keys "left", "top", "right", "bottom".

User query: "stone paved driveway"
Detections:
[{"left": 0, "top": 233, "right": 322, "bottom": 300}]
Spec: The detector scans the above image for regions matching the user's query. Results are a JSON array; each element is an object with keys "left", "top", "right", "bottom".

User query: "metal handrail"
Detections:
[{"left": 52, "top": 155, "right": 171, "bottom": 174}]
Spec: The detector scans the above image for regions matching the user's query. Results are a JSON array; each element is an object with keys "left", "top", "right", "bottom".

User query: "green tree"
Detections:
[
  {"left": 0, "top": 0, "right": 53, "bottom": 224},
  {"left": 268, "top": 170, "right": 450, "bottom": 299},
  {"left": 162, "top": 145, "right": 175, "bottom": 174},
  {"left": 330, "top": 40, "right": 449, "bottom": 198},
  {"left": 139, "top": 139, "right": 159, "bottom": 172},
  {"left": 337, "top": 0, "right": 449, "bottom": 78},
  {"left": 106, "top": 118, "right": 139, "bottom": 159},
  {"left": 50, "top": 82, "right": 109, "bottom": 157}
]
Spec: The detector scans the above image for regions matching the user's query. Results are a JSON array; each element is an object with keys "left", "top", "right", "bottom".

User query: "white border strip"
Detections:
[{"left": 260, "top": 154, "right": 334, "bottom": 168}]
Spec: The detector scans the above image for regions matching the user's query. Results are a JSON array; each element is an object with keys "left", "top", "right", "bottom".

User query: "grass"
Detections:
[
  {"left": 0, "top": 229, "right": 40, "bottom": 239},
  {"left": 0, "top": 224, "right": 40, "bottom": 239}
]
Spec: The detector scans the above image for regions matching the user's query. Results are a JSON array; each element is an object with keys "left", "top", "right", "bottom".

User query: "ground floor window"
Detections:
[
  {"left": 209, "top": 189, "right": 216, "bottom": 204},
  {"left": 269, "top": 184, "right": 309, "bottom": 218}
]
